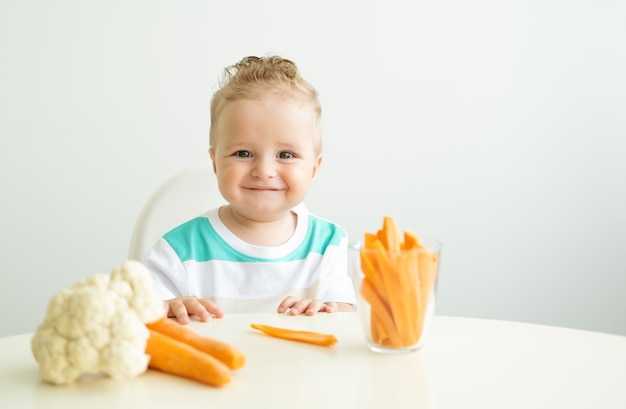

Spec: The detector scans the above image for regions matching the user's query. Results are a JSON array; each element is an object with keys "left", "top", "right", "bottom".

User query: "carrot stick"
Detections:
[
  {"left": 147, "top": 317, "right": 245, "bottom": 369},
  {"left": 146, "top": 329, "right": 232, "bottom": 387},
  {"left": 360, "top": 278, "right": 403, "bottom": 348},
  {"left": 360, "top": 247, "right": 385, "bottom": 300},
  {"left": 362, "top": 233, "right": 390, "bottom": 304},
  {"left": 360, "top": 247, "right": 391, "bottom": 345},
  {"left": 381, "top": 215, "right": 401, "bottom": 254},
  {"left": 250, "top": 323, "right": 337, "bottom": 347},
  {"left": 399, "top": 250, "right": 421, "bottom": 345},
  {"left": 403, "top": 229, "right": 422, "bottom": 250},
  {"left": 394, "top": 251, "right": 420, "bottom": 345}
]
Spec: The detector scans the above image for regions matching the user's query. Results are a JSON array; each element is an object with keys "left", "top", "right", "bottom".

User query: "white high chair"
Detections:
[{"left": 128, "top": 162, "right": 226, "bottom": 261}]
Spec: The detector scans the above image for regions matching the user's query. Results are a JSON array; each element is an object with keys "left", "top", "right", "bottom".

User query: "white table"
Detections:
[{"left": 2, "top": 313, "right": 625, "bottom": 408}]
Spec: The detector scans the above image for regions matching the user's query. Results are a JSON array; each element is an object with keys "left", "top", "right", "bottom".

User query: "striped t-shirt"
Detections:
[{"left": 143, "top": 204, "right": 356, "bottom": 312}]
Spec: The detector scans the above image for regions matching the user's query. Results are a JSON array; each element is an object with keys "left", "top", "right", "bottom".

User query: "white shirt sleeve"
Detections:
[{"left": 143, "top": 238, "right": 189, "bottom": 300}]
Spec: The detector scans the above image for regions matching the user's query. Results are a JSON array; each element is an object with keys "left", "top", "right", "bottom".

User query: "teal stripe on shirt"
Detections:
[{"left": 163, "top": 215, "right": 345, "bottom": 263}]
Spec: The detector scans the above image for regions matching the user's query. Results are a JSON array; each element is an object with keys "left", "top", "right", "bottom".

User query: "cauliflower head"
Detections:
[{"left": 31, "top": 260, "right": 165, "bottom": 385}]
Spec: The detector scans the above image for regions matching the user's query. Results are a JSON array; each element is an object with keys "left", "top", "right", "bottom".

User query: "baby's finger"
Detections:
[
  {"left": 166, "top": 300, "right": 191, "bottom": 325},
  {"left": 304, "top": 300, "right": 327, "bottom": 316},
  {"left": 184, "top": 298, "right": 212, "bottom": 322},
  {"left": 323, "top": 302, "right": 338, "bottom": 313},
  {"left": 199, "top": 298, "right": 224, "bottom": 319},
  {"left": 277, "top": 296, "right": 299, "bottom": 313},
  {"left": 289, "top": 298, "right": 313, "bottom": 315}
]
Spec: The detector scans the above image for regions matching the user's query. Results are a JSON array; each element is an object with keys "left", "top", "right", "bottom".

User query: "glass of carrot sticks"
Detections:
[{"left": 349, "top": 216, "right": 442, "bottom": 354}]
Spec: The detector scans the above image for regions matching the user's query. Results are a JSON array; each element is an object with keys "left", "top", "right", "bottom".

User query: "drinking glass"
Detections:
[{"left": 349, "top": 238, "right": 442, "bottom": 354}]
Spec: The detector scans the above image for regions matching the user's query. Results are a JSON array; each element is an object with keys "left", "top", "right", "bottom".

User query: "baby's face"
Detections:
[{"left": 210, "top": 95, "right": 322, "bottom": 220}]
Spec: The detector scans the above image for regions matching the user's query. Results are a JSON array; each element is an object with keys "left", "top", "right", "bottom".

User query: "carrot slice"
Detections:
[
  {"left": 403, "top": 229, "right": 423, "bottom": 250},
  {"left": 399, "top": 250, "right": 421, "bottom": 344},
  {"left": 250, "top": 323, "right": 337, "bottom": 347},
  {"left": 146, "top": 329, "right": 232, "bottom": 387},
  {"left": 360, "top": 278, "right": 403, "bottom": 348},
  {"left": 400, "top": 250, "right": 424, "bottom": 345},
  {"left": 402, "top": 228, "right": 424, "bottom": 343},
  {"left": 147, "top": 317, "right": 245, "bottom": 369},
  {"left": 359, "top": 247, "right": 384, "bottom": 299},
  {"left": 381, "top": 216, "right": 401, "bottom": 254},
  {"left": 362, "top": 234, "right": 389, "bottom": 303}
]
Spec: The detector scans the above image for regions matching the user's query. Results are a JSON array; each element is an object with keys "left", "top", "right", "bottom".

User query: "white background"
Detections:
[{"left": 1, "top": 0, "right": 624, "bottom": 337}]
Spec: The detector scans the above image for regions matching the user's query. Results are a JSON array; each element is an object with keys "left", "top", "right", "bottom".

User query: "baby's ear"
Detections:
[
  {"left": 311, "top": 155, "right": 323, "bottom": 178},
  {"left": 208, "top": 148, "right": 217, "bottom": 173}
]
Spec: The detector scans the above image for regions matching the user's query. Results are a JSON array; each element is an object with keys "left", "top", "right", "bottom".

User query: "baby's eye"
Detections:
[
  {"left": 277, "top": 151, "right": 295, "bottom": 159},
  {"left": 234, "top": 150, "right": 252, "bottom": 158}
]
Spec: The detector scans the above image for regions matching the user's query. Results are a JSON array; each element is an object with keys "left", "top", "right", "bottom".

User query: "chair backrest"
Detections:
[{"left": 128, "top": 162, "right": 226, "bottom": 261}]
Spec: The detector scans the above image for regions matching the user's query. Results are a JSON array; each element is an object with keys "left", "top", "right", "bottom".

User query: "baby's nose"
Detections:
[{"left": 251, "top": 156, "right": 277, "bottom": 178}]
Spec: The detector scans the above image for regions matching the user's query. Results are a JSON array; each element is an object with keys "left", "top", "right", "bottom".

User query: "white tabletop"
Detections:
[{"left": 2, "top": 313, "right": 625, "bottom": 409}]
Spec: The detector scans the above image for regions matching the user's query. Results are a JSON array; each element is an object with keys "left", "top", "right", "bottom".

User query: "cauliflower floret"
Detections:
[{"left": 31, "top": 260, "right": 165, "bottom": 385}]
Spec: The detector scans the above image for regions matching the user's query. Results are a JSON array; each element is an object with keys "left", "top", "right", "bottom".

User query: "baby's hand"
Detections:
[
  {"left": 277, "top": 297, "right": 338, "bottom": 316},
  {"left": 165, "top": 296, "right": 224, "bottom": 325}
]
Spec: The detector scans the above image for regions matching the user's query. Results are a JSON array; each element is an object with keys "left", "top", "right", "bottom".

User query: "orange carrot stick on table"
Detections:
[
  {"left": 250, "top": 323, "right": 338, "bottom": 347},
  {"left": 147, "top": 317, "right": 245, "bottom": 369},
  {"left": 145, "top": 329, "right": 232, "bottom": 387}
]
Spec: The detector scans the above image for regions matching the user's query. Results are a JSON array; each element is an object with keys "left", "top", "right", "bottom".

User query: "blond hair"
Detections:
[{"left": 209, "top": 55, "right": 322, "bottom": 154}]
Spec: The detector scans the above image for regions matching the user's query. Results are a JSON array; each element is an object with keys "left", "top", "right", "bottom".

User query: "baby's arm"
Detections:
[
  {"left": 165, "top": 296, "right": 224, "bottom": 324},
  {"left": 277, "top": 297, "right": 355, "bottom": 315}
]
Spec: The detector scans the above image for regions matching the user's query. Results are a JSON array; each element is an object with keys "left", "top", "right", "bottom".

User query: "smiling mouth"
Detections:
[{"left": 246, "top": 187, "right": 281, "bottom": 191}]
